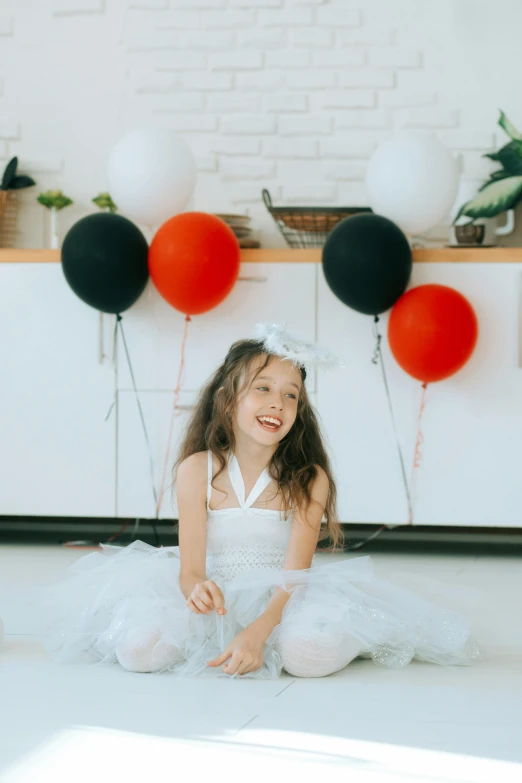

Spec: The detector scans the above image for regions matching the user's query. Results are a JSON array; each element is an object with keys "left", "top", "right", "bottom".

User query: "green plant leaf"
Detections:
[
  {"left": 454, "top": 176, "right": 522, "bottom": 222},
  {"left": 37, "top": 189, "right": 73, "bottom": 210},
  {"left": 1, "top": 157, "right": 18, "bottom": 189},
  {"left": 487, "top": 169, "right": 512, "bottom": 183},
  {"left": 498, "top": 110, "right": 522, "bottom": 141},
  {"left": 37, "top": 194, "right": 53, "bottom": 209},
  {"left": 54, "top": 196, "right": 73, "bottom": 210},
  {"left": 484, "top": 141, "right": 522, "bottom": 174},
  {"left": 478, "top": 170, "right": 512, "bottom": 191},
  {"left": 10, "top": 175, "right": 36, "bottom": 190},
  {"left": 92, "top": 192, "right": 117, "bottom": 212}
]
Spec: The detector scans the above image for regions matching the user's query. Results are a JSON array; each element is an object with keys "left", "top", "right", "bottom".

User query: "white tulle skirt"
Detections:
[{"left": 36, "top": 541, "right": 482, "bottom": 679}]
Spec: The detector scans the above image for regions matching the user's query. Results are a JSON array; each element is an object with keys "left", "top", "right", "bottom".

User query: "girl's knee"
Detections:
[
  {"left": 115, "top": 633, "right": 182, "bottom": 673},
  {"left": 278, "top": 631, "right": 361, "bottom": 678}
]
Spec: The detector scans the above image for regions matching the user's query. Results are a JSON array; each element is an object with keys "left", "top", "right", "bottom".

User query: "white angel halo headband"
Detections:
[{"left": 252, "top": 322, "right": 345, "bottom": 372}]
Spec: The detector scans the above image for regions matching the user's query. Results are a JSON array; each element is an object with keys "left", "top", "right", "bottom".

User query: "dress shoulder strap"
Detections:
[{"left": 206, "top": 450, "right": 213, "bottom": 509}]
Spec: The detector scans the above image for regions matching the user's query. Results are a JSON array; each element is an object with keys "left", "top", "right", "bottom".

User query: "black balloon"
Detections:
[
  {"left": 61, "top": 213, "right": 149, "bottom": 314},
  {"left": 322, "top": 213, "right": 412, "bottom": 316}
]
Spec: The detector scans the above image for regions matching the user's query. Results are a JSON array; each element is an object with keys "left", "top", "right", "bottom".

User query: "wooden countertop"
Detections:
[{"left": 2, "top": 247, "right": 522, "bottom": 264}]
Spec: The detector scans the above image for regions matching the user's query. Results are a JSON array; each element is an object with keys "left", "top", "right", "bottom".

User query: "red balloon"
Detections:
[
  {"left": 388, "top": 284, "right": 478, "bottom": 383},
  {"left": 149, "top": 212, "right": 240, "bottom": 315}
]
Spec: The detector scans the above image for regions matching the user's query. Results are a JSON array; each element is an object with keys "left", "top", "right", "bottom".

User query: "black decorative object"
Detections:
[
  {"left": 1, "top": 156, "right": 36, "bottom": 191},
  {"left": 322, "top": 213, "right": 412, "bottom": 316},
  {"left": 61, "top": 213, "right": 149, "bottom": 314}
]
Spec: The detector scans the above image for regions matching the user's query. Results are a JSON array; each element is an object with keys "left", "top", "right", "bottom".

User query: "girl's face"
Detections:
[{"left": 234, "top": 355, "right": 303, "bottom": 446}]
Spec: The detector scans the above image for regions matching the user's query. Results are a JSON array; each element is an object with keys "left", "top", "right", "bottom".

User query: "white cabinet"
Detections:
[
  {"left": 2, "top": 255, "right": 522, "bottom": 529},
  {"left": 117, "top": 390, "right": 193, "bottom": 519},
  {"left": 116, "top": 263, "right": 318, "bottom": 394},
  {"left": 317, "top": 262, "right": 522, "bottom": 527},
  {"left": 0, "top": 263, "right": 116, "bottom": 517}
]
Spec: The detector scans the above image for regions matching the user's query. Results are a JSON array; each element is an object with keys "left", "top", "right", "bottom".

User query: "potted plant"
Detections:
[
  {"left": 453, "top": 111, "right": 522, "bottom": 241},
  {"left": 37, "top": 189, "right": 73, "bottom": 249},
  {"left": 0, "top": 157, "right": 36, "bottom": 247},
  {"left": 92, "top": 192, "right": 117, "bottom": 213}
]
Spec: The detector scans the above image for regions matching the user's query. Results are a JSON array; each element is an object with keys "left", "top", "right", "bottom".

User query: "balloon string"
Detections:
[
  {"left": 117, "top": 314, "right": 160, "bottom": 547},
  {"left": 345, "top": 328, "right": 429, "bottom": 551},
  {"left": 104, "top": 315, "right": 119, "bottom": 422},
  {"left": 409, "top": 382, "right": 428, "bottom": 520},
  {"left": 372, "top": 316, "right": 413, "bottom": 526},
  {"left": 371, "top": 317, "right": 382, "bottom": 365},
  {"left": 346, "top": 317, "right": 413, "bottom": 552},
  {"left": 156, "top": 314, "right": 192, "bottom": 520}
]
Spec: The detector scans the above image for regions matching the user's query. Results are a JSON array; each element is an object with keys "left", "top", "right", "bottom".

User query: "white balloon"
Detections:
[
  {"left": 107, "top": 128, "right": 196, "bottom": 226},
  {"left": 365, "top": 132, "right": 459, "bottom": 235}
]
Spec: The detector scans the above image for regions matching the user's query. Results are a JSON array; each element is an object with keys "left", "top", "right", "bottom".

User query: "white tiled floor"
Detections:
[{"left": 0, "top": 543, "right": 521, "bottom": 782}]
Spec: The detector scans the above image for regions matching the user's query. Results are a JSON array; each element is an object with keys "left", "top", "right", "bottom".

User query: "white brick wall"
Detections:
[
  {"left": 2, "top": 0, "right": 522, "bottom": 247},
  {"left": 0, "top": 16, "right": 14, "bottom": 35}
]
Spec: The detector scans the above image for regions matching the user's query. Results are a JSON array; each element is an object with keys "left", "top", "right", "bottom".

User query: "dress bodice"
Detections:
[{"left": 205, "top": 450, "right": 292, "bottom": 580}]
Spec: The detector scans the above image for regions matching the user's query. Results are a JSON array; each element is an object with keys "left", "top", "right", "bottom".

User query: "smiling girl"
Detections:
[{"left": 40, "top": 323, "right": 481, "bottom": 678}]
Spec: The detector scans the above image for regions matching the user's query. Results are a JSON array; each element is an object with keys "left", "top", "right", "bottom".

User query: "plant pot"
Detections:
[
  {"left": 454, "top": 223, "right": 485, "bottom": 245},
  {"left": 0, "top": 191, "right": 19, "bottom": 248}
]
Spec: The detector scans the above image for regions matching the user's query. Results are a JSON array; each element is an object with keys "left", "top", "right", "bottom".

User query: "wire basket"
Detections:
[
  {"left": 262, "top": 189, "right": 372, "bottom": 248},
  {"left": 0, "top": 191, "right": 18, "bottom": 248}
]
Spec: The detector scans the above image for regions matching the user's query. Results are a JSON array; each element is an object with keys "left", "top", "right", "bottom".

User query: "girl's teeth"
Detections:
[{"left": 257, "top": 418, "right": 280, "bottom": 429}]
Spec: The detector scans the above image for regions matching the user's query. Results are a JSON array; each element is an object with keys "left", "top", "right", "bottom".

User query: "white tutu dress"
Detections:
[{"left": 39, "top": 450, "right": 482, "bottom": 678}]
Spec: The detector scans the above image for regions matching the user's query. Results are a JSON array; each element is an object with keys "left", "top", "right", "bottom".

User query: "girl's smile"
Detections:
[{"left": 256, "top": 415, "right": 283, "bottom": 433}]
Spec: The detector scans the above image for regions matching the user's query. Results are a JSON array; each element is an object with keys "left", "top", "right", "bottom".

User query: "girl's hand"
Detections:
[
  {"left": 186, "top": 579, "right": 226, "bottom": 616},
  {"left": 207, "top": 628, "right": 265, "bottom": 676}
]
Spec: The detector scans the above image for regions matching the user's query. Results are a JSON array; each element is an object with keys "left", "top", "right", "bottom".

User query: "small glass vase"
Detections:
[{"left": 48, "top": 207, "right": 60, "bottom": 249}]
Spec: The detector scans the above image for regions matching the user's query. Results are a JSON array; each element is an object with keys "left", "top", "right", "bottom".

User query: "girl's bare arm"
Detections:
[
  {"left": 248, "top": 466, "right": 329, "bottom": 641},
  {"left": 177, "top": 452, "right": 209, "bottom": 600}
]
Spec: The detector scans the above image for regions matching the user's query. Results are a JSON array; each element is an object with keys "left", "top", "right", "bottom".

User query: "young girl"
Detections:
[{"left": 40, "top": 323, "right": 481, "bottom": 678}]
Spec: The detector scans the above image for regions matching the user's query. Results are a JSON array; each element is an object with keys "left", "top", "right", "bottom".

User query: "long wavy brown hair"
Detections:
[{"left": 172, "top": 338, "right": 343, "bottom": 550}]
